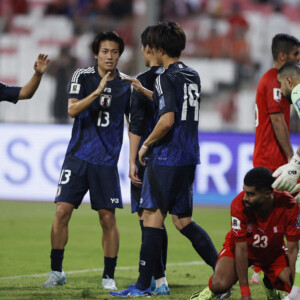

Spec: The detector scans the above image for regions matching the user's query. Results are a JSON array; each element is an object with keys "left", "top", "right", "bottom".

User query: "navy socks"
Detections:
[
  {"left": 180, "top": 221, "right": 218, "bottom": 270},
  {"left": 51, "top": 249, "right": 64, "bottom": 272}
]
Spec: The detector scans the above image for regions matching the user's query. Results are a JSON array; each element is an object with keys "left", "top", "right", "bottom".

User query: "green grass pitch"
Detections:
[{"left": 0, "top": 201, "right": 286, "bottom": 299}]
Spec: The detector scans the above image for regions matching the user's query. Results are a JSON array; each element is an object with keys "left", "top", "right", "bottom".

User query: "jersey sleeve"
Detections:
[
  {"left": 266, "top": 75, "right": 286, "bottom": 114},
  {"left": 0, "top": 82, "right": 21, "bottom": 103},
  {"left": 230, "top": 192, "right": 248, "bottom": 242},
  {"left": 154, "top": 75, "right": 177, "bottom": 117},
  {"left": 129, "top": 88, "right": 147, "bottom": 136},
  {"left": 68, "top": 69, "right": 85, "bottom": 100},
  {"left": 285, "top": 202, "right": 300, "bottom": 242}
]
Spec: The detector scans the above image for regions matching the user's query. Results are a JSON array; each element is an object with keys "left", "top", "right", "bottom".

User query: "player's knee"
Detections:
[
  {"left": 55, "top": 203, "right": 73, "bottom": 224},
  {"left": 210, "top": 275, "right": 229, "bottom": 294},
  {"left": 99, "top": 211, "right": 117, "bottom": 231}
]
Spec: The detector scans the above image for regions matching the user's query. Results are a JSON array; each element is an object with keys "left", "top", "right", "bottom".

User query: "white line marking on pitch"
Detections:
[{"left": 0, "top": 261, "right": 204, "bottom": 280}]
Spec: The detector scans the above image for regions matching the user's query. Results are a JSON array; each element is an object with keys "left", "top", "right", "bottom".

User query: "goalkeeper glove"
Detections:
[{"left": 272, "top": 153, "right": 300, "bottom": 192}]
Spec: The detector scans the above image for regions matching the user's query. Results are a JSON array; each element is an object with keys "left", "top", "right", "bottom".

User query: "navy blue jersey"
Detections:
[
  {"left": 66, "top": 66, "right": 131, "bottom": 166},
  {"left": 151, "top": 61, "right": 201, "bottom": 166},
  {"left": 0, "top": 82, "right": 20, "bottom": 103},
  {"left": 129, "top": 66, "right": 164, "bottom": 146}
]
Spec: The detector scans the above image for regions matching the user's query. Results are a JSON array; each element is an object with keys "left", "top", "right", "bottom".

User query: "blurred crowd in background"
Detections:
[{"left": 0, "top": 0, "right": 299, "bottom": 132}]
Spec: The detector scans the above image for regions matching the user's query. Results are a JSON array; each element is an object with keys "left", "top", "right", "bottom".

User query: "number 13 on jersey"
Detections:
[{"left": 97, "top": 111, "right": 110, "bottom": 127}]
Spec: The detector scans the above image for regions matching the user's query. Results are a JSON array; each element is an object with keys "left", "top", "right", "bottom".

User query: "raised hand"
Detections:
[{"left": 34, "top": 53, "right": 50, "bottom": 75}]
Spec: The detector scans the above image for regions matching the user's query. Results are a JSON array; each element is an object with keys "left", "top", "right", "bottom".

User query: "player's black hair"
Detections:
[
  {"left": 278, "top": 62, "right": 300, "bottom": 79},
  {"left": 148, "top": 21, "right": 186, "bottom": 58},
  {"left": 141, "top": 26, "right": 153, "bottom": 48},
  {"left": 272, "top": 33, "right": 300, "bottom": 60},
  {"left": 92, "top": 31, "right": 124, "bottom": 56},
  {"left": 244, "top": 167, "right": 275, "bottom": 191}
]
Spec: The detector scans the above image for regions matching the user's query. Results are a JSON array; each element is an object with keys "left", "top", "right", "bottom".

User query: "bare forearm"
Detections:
[
  {"left": 235, "top": 242, "right": 249, "bottom": 287},
  {"left": 129, "top": 132, "right": 142, "bottom": 163},
  {"left": 143, "top": 113, "right": 174, "bottom": 147},
  {"left": 287, "top": 242, "right": 299, "bottom": 281},
  {"left": 141, "top": 87, "right": 153, "bottom": 100},
  {"left": 18, "top": 72, "right": 43, "bottom": 99},
  {"left": 68, "top": 92, "right": 99, "bottom": 118},
  {"left": 271, "top": 114, "right": 293, "bottom": 161}
]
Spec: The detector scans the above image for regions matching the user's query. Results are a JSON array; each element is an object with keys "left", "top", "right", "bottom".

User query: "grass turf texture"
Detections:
[{"left": 0, "top": 201, "right": 287, "bottom": 299}]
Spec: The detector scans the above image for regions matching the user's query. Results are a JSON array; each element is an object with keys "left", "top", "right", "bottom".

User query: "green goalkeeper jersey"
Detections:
[{"left": 292, "top": 83, "right": 300, "bottom": 119}]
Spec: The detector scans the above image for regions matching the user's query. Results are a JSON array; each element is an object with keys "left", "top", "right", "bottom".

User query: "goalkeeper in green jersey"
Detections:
[{"left": 273, "top": 62, "right": 300, "bottom": 300}]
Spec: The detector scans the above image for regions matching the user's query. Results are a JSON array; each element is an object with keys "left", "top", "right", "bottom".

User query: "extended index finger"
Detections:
[{"left": 122, "top": 77, "right": 137, "bottom": 83}]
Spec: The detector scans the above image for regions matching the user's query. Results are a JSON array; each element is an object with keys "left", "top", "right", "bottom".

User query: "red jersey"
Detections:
[
  {"left": 229, "top": 191, "right": 300, "bottom": 267},
  {"left": 253, "top": 68, "right": 291, "bottom": 172}
]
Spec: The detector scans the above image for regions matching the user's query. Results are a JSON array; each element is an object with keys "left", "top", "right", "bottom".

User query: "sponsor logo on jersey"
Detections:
[
  {"left": 231, "top": 216, "right": 241, "bottom": 229},
  {"left": 70, "top": 83, "right": 80, "bottom": 94},
  {"left": 159, "top": 96, "right": 165, "bottom": 110},
  {"left": 100, "top": 94, "right": 112, "bottom": 108},
  {"left": 104, "top": 87, "right": 111, "bottom": 93},
  {"left": 110, "top": 198, "right": 119, "bottom": 203},
  {"left": 273, "top": 88, "right": 281, "bottom": 103}
]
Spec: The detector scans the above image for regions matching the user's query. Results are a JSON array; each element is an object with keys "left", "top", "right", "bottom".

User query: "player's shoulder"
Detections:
[
  {"left": 260, "top": 68, "right": 278, "bottom": 83},
  {"left": 274, "top": 190, "right": 298, "bottom": 209},
  {"left": 117, "top": 71, "right": 131, "bottom": 89},
  {"left": 231, "top": 191, "right": 245, "bottom": 211},
  {"left": 137, "top": 66, "right": 164, "bottom": 80},
  {"left": 71, "top": 66, "right": 96, "bottom": 83},
  {"left": 0, "top": 81, "right": 9, "bottom": 89}
]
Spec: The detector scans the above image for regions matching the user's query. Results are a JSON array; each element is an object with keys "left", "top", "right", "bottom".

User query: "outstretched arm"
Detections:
[
  {"left": 122, "top": 77, "right": 153, "bottom": 100},
  {"left": 18, "top": 53, "right": 50, "bottom": 100}
]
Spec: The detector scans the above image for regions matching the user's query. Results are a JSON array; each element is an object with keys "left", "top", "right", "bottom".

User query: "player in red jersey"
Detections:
[
  {"left": 252, "top": 33, "right": 300, "bottom": 284},
  {"left": 190, "top": 167, "right": 300, "bottom": 300},
  {"left": 253, "top": 34, "right": 300, "bottom": 173}
]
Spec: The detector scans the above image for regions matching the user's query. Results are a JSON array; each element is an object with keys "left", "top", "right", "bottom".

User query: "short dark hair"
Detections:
[
  {"left": 244, "top": 167, "right": 275, "bottom": 191},
  {"left": 141, "top": 26, "right": 153, "bottom": 48},
  {"left": 271, "top": 33, "right": 300, "bottom": 60},
  {"left": 92, "top": 31, "right": 124, "bottom": 56},
  {"left": 278, "top": 62, "right": 300, "bottom": 79},
  {"left": 148, "top": 21, "right": 186, "bottom": 58}
]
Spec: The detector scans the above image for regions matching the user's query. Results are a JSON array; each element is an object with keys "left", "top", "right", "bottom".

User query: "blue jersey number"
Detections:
[{"left": 181, "top": 83, "right": 199, "bottom": 121}]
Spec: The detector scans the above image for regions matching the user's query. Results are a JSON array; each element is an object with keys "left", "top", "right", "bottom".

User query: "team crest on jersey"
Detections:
[
  {"left": 273, "top": 88, "right": 281, "bottom": 103},
  {"left": 70, "top": 83, "right": 80, "bottom": 94},
  {"left": 232, "top": 217, "right": 241, "bottom": 229},
  {"left": 99, "top": 94, "right": 112, "bottom": 108},
  {"left": 159, "top": 95, "right": 165, "bottom": 110}
]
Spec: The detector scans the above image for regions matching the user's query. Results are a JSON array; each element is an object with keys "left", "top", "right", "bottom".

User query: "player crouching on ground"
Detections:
[{"left": 190, "top": 167, "right": 300, "bottom": 300}]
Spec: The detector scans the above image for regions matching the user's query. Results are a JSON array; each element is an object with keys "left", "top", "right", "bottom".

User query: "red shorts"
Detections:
[{"left": 218, "top": 239, "right": 291, "bottom": 292}]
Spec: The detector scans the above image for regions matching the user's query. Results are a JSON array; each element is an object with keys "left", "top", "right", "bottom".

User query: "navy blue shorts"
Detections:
[
  {"left": 55, "top": 154, "right": 123, "bottom": 210},
  {"left": 130, "top": 161, "right": 145, "bottom": 213},
  {"left": 140, "top": 163, "right": 195, "bottom": 216}
]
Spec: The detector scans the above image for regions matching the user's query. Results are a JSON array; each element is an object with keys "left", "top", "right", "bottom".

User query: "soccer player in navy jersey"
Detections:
[
  {"left": 42, "top": 32, "right": 131, "bottom": 290},
  {"left": 127, "top": 26, "right": 169, "bottom": 295},
  {"left": 0, "top": 53, "right": 49, "bottom": 103},
  {"left": 110, "top": 21, "right": 218, "bottom": 297}
]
